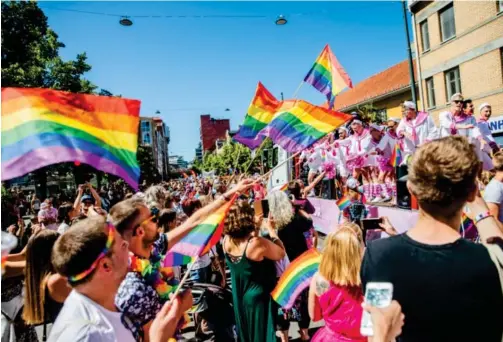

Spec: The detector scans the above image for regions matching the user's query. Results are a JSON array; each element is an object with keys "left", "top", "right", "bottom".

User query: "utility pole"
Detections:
[{"left": 402, "top": 0, "right": 417, "bottom": 108}]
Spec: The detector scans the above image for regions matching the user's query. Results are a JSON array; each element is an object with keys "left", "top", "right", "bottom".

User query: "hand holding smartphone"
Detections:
[{"left": 360, "top": 282, "right": 394, "bottom": 336}]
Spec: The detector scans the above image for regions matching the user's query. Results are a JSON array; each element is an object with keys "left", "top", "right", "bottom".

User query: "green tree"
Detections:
[
  {"left": 137, "top": 146, "right": 161, "bottom": 186},
  {"left": 355, "top": 103, "right": 387, "bottom": 125}
]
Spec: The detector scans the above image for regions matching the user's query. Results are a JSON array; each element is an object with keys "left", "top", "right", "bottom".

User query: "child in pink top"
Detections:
[{"left": 308, "top": 223, "right": 366, "bottom": 342}]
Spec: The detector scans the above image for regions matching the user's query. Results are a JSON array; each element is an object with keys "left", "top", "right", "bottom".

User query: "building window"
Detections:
[
  {"left": 420, "top": 20, "right": 430, "bottom": 52},
  {"left": 439, "top": 4, "right": 456, "bottom": 42},
  {"left": 444, "top": 67, "right": 461, "bottom": 101},
  {"left": 426, "top": 77, "right": 436, "bottom": 108},
  {"left": 142, "top": 133, "right": 151, "bottom": 144},
  {"left": 498, "top": 0, "right": 503, "bottom": 13}
]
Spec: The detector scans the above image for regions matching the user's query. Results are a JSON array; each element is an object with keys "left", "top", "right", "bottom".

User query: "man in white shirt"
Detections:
[
  {"left": 396, "top": 101, "right": 438, "bottom": 164},
  {"left": 50, "top": 216, "right": 192, "bottom": 342},
  {"left": 477, "top": 103, "right": 499, "bottom": 153}
]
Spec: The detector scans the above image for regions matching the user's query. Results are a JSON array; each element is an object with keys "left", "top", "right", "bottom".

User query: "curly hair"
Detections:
[
  {"left": 408, "top": 136, "right": 480, "bottom": 218},
  {"left": 144, "top": 185, "right": 166, "bottom": 210},
  {"left": 267, "top": 191, "right": 294, "bottom": 229},
  {"left": 224, "top": 201, "right": 256, "bottom": 239}
]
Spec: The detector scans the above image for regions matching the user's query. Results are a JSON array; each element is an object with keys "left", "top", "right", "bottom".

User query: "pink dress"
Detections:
[{"left": 312, "top": 284, "right": 367, "bottom": 342}]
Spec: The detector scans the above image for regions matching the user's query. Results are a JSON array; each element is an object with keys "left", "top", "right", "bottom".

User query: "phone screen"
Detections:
[
  {"left": 361, "top": 283, "right": 393, "bottom": 336},
  {"left": 261, "top": 200, "right": 270, "bottom": 218},
  {"left": 360, "top": 218, "right": 383, "bottom": 231}
]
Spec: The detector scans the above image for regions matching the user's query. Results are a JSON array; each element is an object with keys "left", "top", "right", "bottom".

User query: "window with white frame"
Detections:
[
  {"left": 439, "top": 4, "right": 456, "bottom": 42},
  {"left": 420, "top": 20, "right": 430, "bottom": 52},
  {"left": 498, "top": 0, "right": 503, "bottom": 13},
  {"left": 444, "top": 67, "right": 461, "bottom": 101},
  {"left": 426, "top": 77, "right": 436, "bottom": 108}
]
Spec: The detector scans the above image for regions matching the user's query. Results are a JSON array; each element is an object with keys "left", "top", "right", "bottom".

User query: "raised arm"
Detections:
[
  {"left": 73, "top": 184, "right": 84, "bottom": 212},
  {"left": 88, "top": 183, "right": 102, "bottom": 208},
  {"left": 303, "top": 171, "right": 327, "bottom": 197}
]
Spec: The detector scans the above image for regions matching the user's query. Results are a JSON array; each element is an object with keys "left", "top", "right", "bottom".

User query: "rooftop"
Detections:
[{"left": 330, "top": 59, "right": 417, "bottom": 111}]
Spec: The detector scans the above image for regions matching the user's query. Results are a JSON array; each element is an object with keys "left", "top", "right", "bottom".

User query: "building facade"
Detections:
[
  {"left": 410, "top": 0, "right": 503, "bottom": 139},
  {"left": 333, "top": 59, "right": 421, "bottom": 119},
  {"left": 194, "top": 142, "right": 203, "bottom": 162},
  {"left": 139, "top": 116, "right": 170, "bottom": 179},
  {"left": 200, "top": 114, "right": 230, "bottom": 152},
  {"left": 169, "top": 155, "right": 188, "bottom": 169}
]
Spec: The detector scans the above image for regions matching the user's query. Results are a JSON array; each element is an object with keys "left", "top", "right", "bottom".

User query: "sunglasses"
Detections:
[{"left": 453, "top": 100, "right": 462, "bottom": 104}]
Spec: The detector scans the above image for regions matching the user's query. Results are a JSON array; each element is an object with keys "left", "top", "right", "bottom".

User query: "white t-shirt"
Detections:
[
  {"left": 49, "top": 290, "right": 135, "bottom": 342},
  {"left": 483, "top": 179, "right": 503, "bottom": 222},
  {"left": 57, "top": 222, "right": 71, "bottom": 235}
]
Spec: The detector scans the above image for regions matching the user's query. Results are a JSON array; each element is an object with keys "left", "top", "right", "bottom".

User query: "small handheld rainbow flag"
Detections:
[
  {"left": 304, "top": 44, "right": 353, "bottom": 109},
  {"left": 336, "top": 196, "right": 351, "bottom": 211},
  {"left": 390, "top": 143, "right": 403, "bottom": 167},
  {"left": 271, "top": 248, "right": 321, "bottom": 309},
  {"left": 169, "top": 195, "right": 237, "bottom": 259},
  {"left": 271, "top": 182, "right": 288, "bottom": 192},
  {"left": 163, "top": 251, "right": 194, "bottom": 267},
  {"left": 234, "top": 82, "right": 280, "bottom": 149}
]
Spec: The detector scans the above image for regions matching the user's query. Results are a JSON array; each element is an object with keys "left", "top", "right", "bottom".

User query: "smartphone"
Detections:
[
  {"left": 360, "top": 218, "right": 383, "bottom": 231},
  {"left": 261, "top": 199, "right": 270, "bottom": 218},
  {"left": 360, "top": 282, "right": 394, "bottom": 336}
]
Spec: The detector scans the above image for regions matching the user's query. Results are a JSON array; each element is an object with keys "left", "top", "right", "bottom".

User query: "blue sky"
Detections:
[{"left": 41, "top": 1, "right": 412, "bottom": 161}]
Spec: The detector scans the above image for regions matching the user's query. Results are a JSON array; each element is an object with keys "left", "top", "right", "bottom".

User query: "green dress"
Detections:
[{"left": 225, "top": 237, "right": 277, "bottom": 342}]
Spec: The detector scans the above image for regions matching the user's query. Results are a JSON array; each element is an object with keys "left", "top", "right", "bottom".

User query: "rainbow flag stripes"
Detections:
[
  {"left": 271, "top": 248, "right": 321, "bottom": 309},
  {"left": 260, "top": 100, "right": 352, "bottom": 153},
  {"left": 390, "top": 143, "right": 403, "bottom": 167},
  {"left": 163, "top": 251, "right": 194, "bottom": 267},
  {"left": 234, "top": 82, "right": 280, "bottom": 149},
  {"left": 170, "top": 195, "right": 237, "bottom": 258},
  {"left": 1, "top": 87, "right": 141, "bottom": 189},
  {"left": 336, "top": 196, "right": 351, "bottom": 211},
  {"left": 304, "top": 44, "right": 353, "bottom": 109}
]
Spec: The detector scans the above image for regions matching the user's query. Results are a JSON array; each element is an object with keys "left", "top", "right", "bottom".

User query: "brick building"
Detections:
[
  {"left": 199, "top": 114, "right": 230, "bottom": 152},
  {"left": 410, "top": 0, "right": 503, "bottom": 141}
]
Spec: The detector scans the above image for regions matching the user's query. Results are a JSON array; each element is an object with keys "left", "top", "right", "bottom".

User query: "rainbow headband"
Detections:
[{"left": 68, "top": 222, "right": 115, "bottom": 283}]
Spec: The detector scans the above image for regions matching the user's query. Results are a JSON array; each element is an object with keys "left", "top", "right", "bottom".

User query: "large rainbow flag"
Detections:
[
  {"left": 168, "top": 194, "right": 237, "bottom": 262},
  {"left": 259, "top": 100, "right": 352, "bottom": 153},
  {"left": 304, "top": 44, "right": 353, "bottom": 109},
  {"left": 271, "top": 248, "right": 321, "bottom": 309},
  {"left": 234, "top": 82, "right": 280, "bottom": 149},
  {"left": 1, "top": 88, "right": 141, "bottom": 189}
]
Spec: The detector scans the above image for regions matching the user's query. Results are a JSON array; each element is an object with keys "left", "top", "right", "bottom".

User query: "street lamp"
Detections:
[
  {"left": 275, "top": 15, "right": 287, "bottom": 25},
  {"left": 119, "top": 16, "right": 133, "bottom": 27}
]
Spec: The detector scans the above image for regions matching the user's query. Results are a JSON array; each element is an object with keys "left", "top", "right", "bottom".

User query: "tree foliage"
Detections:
[
  {"left": 201, "top": 139, "right": 272, "bottom": 175},
  {"left": 355, "top": 103, "right": 387, "bottom": 125},
  {"left": 137, "top": 145, "right": 161, "bottom": 186}
]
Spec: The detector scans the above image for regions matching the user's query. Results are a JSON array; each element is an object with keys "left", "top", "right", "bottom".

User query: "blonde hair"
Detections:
[
  {"left": 22, "top": 230, "right": 60, "bottom": 324},
  {"left": 319, "top": 223, "right": 363, "bottom": 287},
  {"left": 267, "top": 191, "right": 294, "bottom": 229},
  {"left": 492, "top": 151, "right": 503, "bottom": 172}
]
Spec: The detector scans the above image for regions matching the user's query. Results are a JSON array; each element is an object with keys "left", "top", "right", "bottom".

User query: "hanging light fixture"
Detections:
[
  {"left": 119, "top": 16, "right": 133, "bottom": 26},
  {"left": 275, "top": 15, "right": 287, "bottom": 25}
]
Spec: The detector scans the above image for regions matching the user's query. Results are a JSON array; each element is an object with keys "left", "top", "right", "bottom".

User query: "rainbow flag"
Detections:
[
  {"left": 259, "top": 100, "right": 351, "bottom": 153},
  {"left": 304, "top": 44, "right": 353, "bottom": 109},
  {"left": 1, "top": 88, "right": 141, "bottom": 189},
  {"left": 271, "top": 182, "right": 288, "bottom": 192},
  {"left": 390, "top": 143, "right": 403, "bottom": 167},
  {"left": 336, "top": 196, "right": 351, "bottom": 211},
  {"left": 234, "top": 82, "right": 280, "bottom": 149},
  {"left": 271, "top": 248, "right": 321, "bottom": 309},
  {"left": 170, "top": 195, "right": 237, "bottom": 258},
  {"left": 163, "top": 251, "right": 194, "bottom": 267}
]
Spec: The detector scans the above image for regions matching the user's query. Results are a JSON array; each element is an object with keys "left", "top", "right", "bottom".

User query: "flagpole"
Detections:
[
  {"left": 291, "top": 80, "right": 305, "bottom": 100},
  {"left": 169, "top": 255, "right": 200, "bottom": 301}
]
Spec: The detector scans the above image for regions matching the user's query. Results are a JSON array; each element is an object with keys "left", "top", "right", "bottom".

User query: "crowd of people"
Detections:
[{"left": 1, "top": 95, "right": 503, "bottom": 342}]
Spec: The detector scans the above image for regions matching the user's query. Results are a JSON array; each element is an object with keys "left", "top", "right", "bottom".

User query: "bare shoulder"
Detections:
[
  {"left": 314, "top": 273, "right": 330, "bottom": 296},
  {"left": 246, "top": 236, "right": 266, "bottom": 261}
]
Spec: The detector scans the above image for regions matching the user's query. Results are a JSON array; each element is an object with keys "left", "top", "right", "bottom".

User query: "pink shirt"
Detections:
[{"left": 312, "top": 280, "right": 366, "bottom": 342}]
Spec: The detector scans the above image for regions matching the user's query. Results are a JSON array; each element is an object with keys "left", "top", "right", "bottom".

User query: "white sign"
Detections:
[{"left": 488, "top": 116, "right": 503, "bottom": 134}]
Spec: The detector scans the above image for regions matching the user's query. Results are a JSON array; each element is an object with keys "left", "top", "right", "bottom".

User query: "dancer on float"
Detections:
[
  {"left": 367, "top": 124, "right": 396, "bottom": 203},
  {"left": 439, "top": 93, "right": 492, "bottom": 170},
  {"left": 383, "top": 118, "right": 400, "bottom": 198},
  {"left": 336, "top": 120, "right": 373, "bottom": 201},
  {"left": 396, "top": 100, "right": 439, "bottom": 168},
  {"left": 335, "top": 127, "right": 351, "bottom": 190}
]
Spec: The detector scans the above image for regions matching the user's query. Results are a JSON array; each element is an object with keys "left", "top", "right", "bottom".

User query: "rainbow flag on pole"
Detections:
[
  {"left": 234, "top": 82, "right": 280, "bottom": 149},
  {"left": 259, "top": 100, "right": 352, "bottom": 153},
  {"left": 390, "top": 143, "right": 403, "bottom": 167},
  {"left": 304, "top": 44, "right": 353, "bottom": 109},
  {"left": 1, "top": 88, "right": 141, "bottom": 189},
  {"left": 163, "top": 251, "right": 194, "bottom": 267},
  {"left": 169, "top": 195, "right": 237, "bottom": 260},
  {"left": 271, "top": 248, "right": 321, "bottom": 309},
  {"left": 336, "top": 196, "right": 351, "bottom": 211}
]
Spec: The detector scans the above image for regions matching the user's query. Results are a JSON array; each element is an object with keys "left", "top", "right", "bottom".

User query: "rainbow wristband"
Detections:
[{"left": 474, "top": 211, "right": 492, "bottom": 224}]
